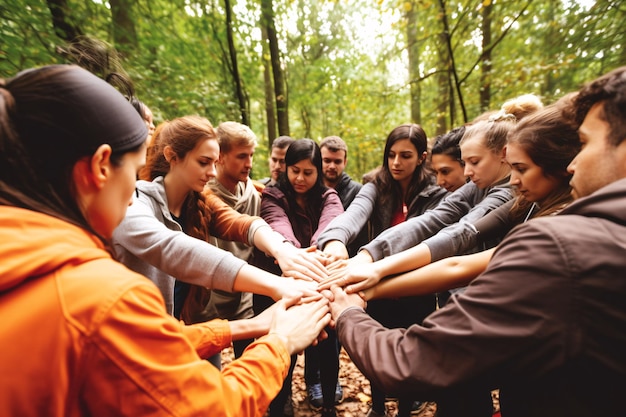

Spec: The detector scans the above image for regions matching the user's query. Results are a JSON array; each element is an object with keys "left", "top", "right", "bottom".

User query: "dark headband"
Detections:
[{"left": 8, "top": 65, "right": 147, "bottom": 154}]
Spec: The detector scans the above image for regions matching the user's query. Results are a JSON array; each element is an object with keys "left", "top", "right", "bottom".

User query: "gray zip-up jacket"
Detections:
[
  {"left": 361, "top": 178, "right": 514, "bottom": 261},
  {"left": 317, "top": 181, "right": 448, "bottom": 251},
  {"left": 337, "top": 178, "right": 626, "bottom": 417},
  {"left": 112, "top": 177, "right": 258, "bottom": 315}
]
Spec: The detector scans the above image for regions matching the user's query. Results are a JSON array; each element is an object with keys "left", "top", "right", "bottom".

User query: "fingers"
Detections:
[{"left": 317, "top": 274, "right": 349, "bottom": 291}]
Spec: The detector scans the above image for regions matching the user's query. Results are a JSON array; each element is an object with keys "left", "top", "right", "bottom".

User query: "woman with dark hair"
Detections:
[
  {"left": 317, "top": 124, "right": 448, "bottom": 417},
  {"left": 431, "top": 126, "right": 468, "bottom": 193},
  {"left": 361, "top": 100, "right": 580, "bottom": 302},
  {"left": 254, "top": 138, "right": 344, "bottom": 417},
  {"left": 0, "top": 64, "right": 330, "bottom": 416}
]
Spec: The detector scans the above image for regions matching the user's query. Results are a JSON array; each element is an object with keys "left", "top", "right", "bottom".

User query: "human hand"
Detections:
[
  {"left": 322, "top": 240, "right": 349, "bottom": 263},
  {"left": 272, "top": 277, "right": 318, "bottom": 301},
  {"left": 328, "top": 285, "right": 366, "bottom": 322},
  {"left": 318, "top": 256, "right": 380, "bottom": 293},
  {"left": 269, "top": 296, "right": 331, "bottom": 355},
  {"left": 275, "top": 244, "right": 329, "bottom": 283}
]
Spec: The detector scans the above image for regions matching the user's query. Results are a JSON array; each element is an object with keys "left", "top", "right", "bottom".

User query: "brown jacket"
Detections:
[{"left": 337, "top": 178, "right": 626, "bottom": 417}]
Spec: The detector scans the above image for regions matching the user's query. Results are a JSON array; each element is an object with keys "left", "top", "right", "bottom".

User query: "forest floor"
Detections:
[{"left": 223, "top": 347, "right": 500, "bottom": 417}]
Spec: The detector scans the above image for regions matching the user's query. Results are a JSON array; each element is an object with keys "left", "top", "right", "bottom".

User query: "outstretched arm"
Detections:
[
  {"left": 362, "top": 248, "right": 495, "bottom": 300},
  {"left": 319, "top": 243, "right": 433, "bottom": 293},
  {"left": 252, "top": 224, "right": 328, "bottom": 282}
]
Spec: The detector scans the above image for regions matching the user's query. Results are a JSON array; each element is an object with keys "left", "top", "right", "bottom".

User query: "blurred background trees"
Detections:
[{"left": 2, "top": 0, "right": 624, "bottom": 180}]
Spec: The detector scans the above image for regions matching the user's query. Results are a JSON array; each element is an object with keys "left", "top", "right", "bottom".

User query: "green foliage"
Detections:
[{"left": 1, "top": 0, "right": 624, "bottom": 181}]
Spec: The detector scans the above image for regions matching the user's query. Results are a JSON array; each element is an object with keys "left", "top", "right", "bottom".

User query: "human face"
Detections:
[
  {"left": 288, "top": 159, "right": 318, "bottom": 196},
  {"left": 218, "top": 144, "right": 255, "bottom": 188},
  {"left": 461, "top": 137, "right": 508, "bottom": 189},
  {"left": 388, "top": 138, "right": 420, "bottom": 189},
  {"left": 567, "top": 103, "right": 626, "bottom": 199},
  {"left": 431, "top": 153, "right": 466, "bottom": 192},
  {"left": 506, "top": 142, "right": 562, "bottom": 203},
  {"left": 143, "top": 105, "right": 156, "bottom": 147},
  {"left": 168, "top": 138, "right": 219, "bottom": 193},
  {"left": 321, "top": 147, "right": 347, "bottom": 186},
  {"left": 88, "top": 143, "right": 147, "bottom": 239},
  {"left": 269, "top": 147, "right": 288, "bottom": 181}
]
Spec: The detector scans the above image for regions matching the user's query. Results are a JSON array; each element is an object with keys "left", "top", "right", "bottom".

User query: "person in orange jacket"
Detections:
[{"left": 0, "top": 64, "right": 331, "bottom": 417}]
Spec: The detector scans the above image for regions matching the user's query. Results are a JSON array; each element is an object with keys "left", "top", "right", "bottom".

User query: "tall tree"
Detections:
[
  {"left": 261, "top": 25, "right": 277, "bottom": 144},
  {"left": 438, "top": 0, "right": 467, "bottom": 123},
  {"left": 261, "top": 0, "right": 289, "bottom": 136},
  {"left": 109, "top": 0, "right": 138, "bottom": 53},
  {"left": 46, "top": 0, "right": 83, "bottom": 42},
  {"left": 406, "top": 1, "right": 421, "bottom": 124},
  {"left": 479, "top": 0, "right": 493, "bottom": 112},
  {"left": 224, "top": 0, "right": 249, "bottom": 125}
]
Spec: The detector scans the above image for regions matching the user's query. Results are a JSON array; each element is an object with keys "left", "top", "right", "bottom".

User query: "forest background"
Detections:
[{"left": 2, "top": 0, "right": 624, "bottom": 181}]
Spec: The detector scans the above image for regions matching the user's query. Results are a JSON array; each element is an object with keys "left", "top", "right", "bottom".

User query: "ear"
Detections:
[
  {"left": 420, "top": 151, "right": 428, "bottom": 164},
  {"left": 163, "top": 145, "right": 176, "bottom": 163},
  {"left": 72, "top": 144, "right": 113, "bottom": 198},
  {"left": 500, "top": 145, "right": 508, "bottom": 162},
  {"left": 90, "top": 144, "right": 114, "bottom": 190}
]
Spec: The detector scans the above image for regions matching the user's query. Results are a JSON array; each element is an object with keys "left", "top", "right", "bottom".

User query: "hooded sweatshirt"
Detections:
[
  {"left": 337, "top": 178, "right": 626, "bottom": 417},
  {"left": 0, "top": 206, "right": 289, "bottom": 417}
]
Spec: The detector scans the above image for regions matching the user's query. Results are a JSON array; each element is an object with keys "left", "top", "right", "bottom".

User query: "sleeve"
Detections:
[
  {"left": 83, "top": 281, "right": 290, "bottom": 417},
  {"left": 260, "top": 191, "right": 301, "bottom": 248},
  {"left": 316, "top": 183, "right": 377, "bottom": 250},
  {"left": 205, "top": 191, "right": 260, "bottom": 245},
  {"left": 337, "top": 220, "right": 575, "bottom": 397},
  {"left": 112, "top": 196, "right": 246, "bottom": 292},
  {"left": 424, "top": 187, "right": 514, "bottom": 262},
  {"left": 361, "top": 182, "right": 479, "bottom": 261},
  {"left": 312, "top": 190, "right": 345, "bottom": 246},
  {"left": 180, "top": 318, "right": 233, "bottom": 359}
]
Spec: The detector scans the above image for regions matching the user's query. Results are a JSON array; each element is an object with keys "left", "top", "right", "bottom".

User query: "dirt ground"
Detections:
[{"left": 222, "top": 347, "right": 500, "bottom": 417}]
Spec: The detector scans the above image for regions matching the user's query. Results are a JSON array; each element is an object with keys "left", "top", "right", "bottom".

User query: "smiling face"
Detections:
[
  {"left": 567, "top": 103, "right": 626, "bottom": 199},
  {"left": 506, "top": 142, "right": 562, "bottom": 203},
  {"left": 387, "top": 138, "right": 421, "bottom": 188},
  {"left": 168, "top": 138, "right": 219, "bottom": 193},
  {"left": 460, "top": 136, "right": 508, "bottom": 189},
  {"left": 431, "top": 153, "right": 466, "bottom": 192},
  {"left": 288, "top": 158, "right": 318, "bottom": 196}
]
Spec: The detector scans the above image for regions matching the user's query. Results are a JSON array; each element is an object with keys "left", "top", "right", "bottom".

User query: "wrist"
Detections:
[{"left": 267, "top": 332, "right": 291, "bottom": 352}]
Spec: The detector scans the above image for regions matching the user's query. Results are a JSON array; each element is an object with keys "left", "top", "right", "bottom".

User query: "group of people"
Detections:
[{"left": 0, "top": 58, "right": 624, "bottom": 417}]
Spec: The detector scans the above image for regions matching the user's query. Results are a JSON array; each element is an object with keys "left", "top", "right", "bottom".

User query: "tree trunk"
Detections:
[
  {"left": 479, "top": 1, "right": 493, "bottom": 112},
  {"left": 46, "top": 0, "right": 83, "bottom": 42},
  {"left": 406, "top": 1, "right": 421, "bottom": 124},
  {"left": 224, "top": 0, "right": 249, "bottom": 126},
  {"left": 109, "top": 0, "right": 138, "bottom": 54},
  {"left": 261, "top": 0, "right": 289, "bottom": 136},
  {"left": 261, "top": 24, "right": 277, "bottom": 144},
  {"left": 435, "top": 31, "right": 451, "bottom": 135},
  {"left": 438, "top": 0, "right": 467, "bottom": 123}
]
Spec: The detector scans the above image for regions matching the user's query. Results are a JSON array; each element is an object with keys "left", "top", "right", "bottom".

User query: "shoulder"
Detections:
[
  {"left": 251, "top": 179, "right": 266, "bottom": 195},
  {"left": 262, "top": 184, "right": 285, "bottom": 199}
]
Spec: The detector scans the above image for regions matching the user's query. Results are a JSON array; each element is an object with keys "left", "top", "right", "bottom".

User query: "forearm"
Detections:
[
  {"left": 232, "top": 264, "right": 281, "bottom": 300},
  {"left": 367, "top": 249, "right": 492, "bottom": 300},
  {"left": 372, "top": 243, "right": 433, "bottom": 278},
  {"left": 228, "top": 316, "right": 269, "bottom": 341},
  {"left": 251, "top": 223, "right": 295, "bottom": 258}
]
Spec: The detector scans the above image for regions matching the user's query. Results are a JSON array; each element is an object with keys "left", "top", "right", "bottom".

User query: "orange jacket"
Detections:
[{"left": 0, "top": 206, "right": 289, "bottom": 416}]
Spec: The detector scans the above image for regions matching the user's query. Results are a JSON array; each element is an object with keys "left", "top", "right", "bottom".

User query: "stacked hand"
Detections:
[
  {"left": 268, "top": 294, "right": 331, "bottom": 354},
  {"left": 275, "top": 244, "right": 329, "bottom": 283},
  {"left": 318, "top": 252, "right": 380, "bottom": 294}
]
